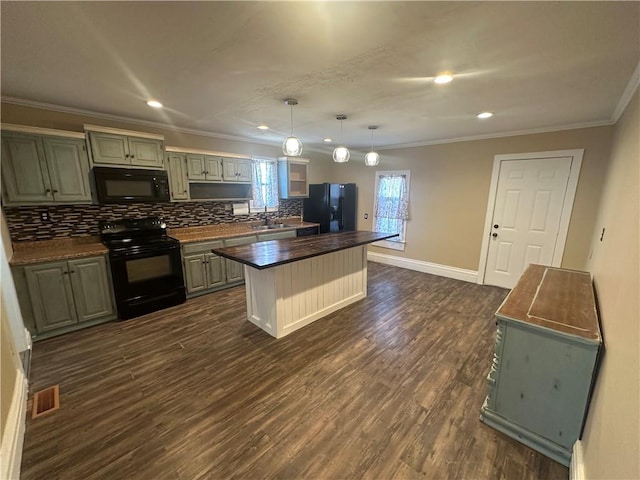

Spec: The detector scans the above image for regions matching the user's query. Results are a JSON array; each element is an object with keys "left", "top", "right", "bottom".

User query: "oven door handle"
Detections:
[{"left": 109, "top": 244, "right": 180, "bottom": 260}]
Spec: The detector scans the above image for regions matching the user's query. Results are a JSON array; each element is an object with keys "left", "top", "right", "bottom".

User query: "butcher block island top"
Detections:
[
  {"left": 215, "top": 230, "right": 398, "bottom": 338},
  {"left": 211, "top": 231, "right": 398, "bottom": 269}
]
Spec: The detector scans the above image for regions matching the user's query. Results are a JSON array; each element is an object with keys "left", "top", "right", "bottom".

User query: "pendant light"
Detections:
[
  {"left": 332, "top": 115, "right": 350, "bottom": 163},
  {"left": 282, "top": 98, "right": 303, "bottom": 157},
  {"left": 364, "top": 126, "right": 380, "bottom": 166}
]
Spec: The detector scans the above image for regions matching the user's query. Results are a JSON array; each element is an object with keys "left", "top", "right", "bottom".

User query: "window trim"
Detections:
[
  {"left": 249, "top": 157, "right": 279, "bottom": 213},
  {"left": 371, "top": 170, "right": 411, "bottom": 251}
]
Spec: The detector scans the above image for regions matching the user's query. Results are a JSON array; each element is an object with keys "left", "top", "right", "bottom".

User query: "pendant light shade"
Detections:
[
  {"left": 332, "top": 115, "right": 350, "bottom": 163},
  {"left": 282, "top": 98, "right": 303, "bottom": 156},
  {"left": 364, "top": 126, "right": 380, "bottom": 166}
]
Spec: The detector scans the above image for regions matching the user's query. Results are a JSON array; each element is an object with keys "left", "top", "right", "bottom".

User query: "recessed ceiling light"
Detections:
[
  {"left": 257, "top": 125, "right": 269, "bottom": 130},
  {"left": 323, "top": 138, "right": 332, "bottom": 143},
  {"left": 433, "top": 74, "right": 453, "bottom": 84},
  {"left": 477, "top": 112, "right": 493, "bottom": 119},
  {"left": 146, "top": 100, "right": 163, "bottom": 108}
]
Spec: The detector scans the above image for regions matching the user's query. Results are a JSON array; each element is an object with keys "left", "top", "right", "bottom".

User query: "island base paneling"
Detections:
[{"left": 244, "top": 245, "right": 367, "bottom": 338}]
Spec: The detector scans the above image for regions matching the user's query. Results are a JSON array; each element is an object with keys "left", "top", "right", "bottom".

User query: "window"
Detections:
[
  {"left": 250, "top": 157, "right": 279, "bottom": 213},
  {"left": 372, "top": 170, "right": 410, "bottom": 251}
]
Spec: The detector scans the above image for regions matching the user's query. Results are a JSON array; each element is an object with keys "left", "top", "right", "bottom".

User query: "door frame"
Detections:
[{"left": 477, "top": 149, "right": 584, "bottom": 285}]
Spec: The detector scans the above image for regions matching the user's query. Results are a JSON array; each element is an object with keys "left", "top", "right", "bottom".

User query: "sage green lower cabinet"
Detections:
[
  {"left": 182, "top": 240, "right": 228, "bottom": 298},
  {"left": 479, "top": 265, "right": 602, "bottom": 467},
  {"left": 223, "top": 235, "right": 257, "bottom": 283},
  {"left": 17, "top": 255, "right": 116, "bottom": 339}
]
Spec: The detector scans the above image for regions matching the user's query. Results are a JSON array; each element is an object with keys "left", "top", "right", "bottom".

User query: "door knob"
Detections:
[
  {"left": 493, "top": 224, "right": 499, "bottom": 229},
  {"left": 492, "top": 233, "right": 498, "bottom": 238}
]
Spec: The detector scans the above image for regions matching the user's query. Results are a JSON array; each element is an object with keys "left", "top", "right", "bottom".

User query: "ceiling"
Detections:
[{"left": 1, "top": 2, "right": 638, "bottom": 154}]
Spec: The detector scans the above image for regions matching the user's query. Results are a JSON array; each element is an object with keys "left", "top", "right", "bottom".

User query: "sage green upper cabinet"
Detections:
[
  {"left": 42, "top": 137, "right": 92, "bottom": 203},
  {"left": 167, "top": 153, "right": 190, "bottom": 201},
  {"left": 186, "top": 154, "right": 222, "bottom": 181},
  {"left": 1, "top": 126, "right": 91, "bottom": 206},
  {"left": 128, "top": 137, "right": 165, "bottom": 167},
  {"left": 222, "top": 158, "right": 252, "bottom": 183},
  {"left": 278, "top": 157, "right": 309, "bottom": 198},
  {"left": 85, "top": 125, "right": 164, "bottom": 168}
]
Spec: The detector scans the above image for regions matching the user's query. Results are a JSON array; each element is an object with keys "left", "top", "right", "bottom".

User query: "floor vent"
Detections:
[{"left": 31, "top": 385, "right": 60, "bottom": 419}]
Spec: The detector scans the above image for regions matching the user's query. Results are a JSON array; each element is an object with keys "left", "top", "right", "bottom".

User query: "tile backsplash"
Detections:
[{"left": 4, "top": 199, "right": 303, "bottom": 242}]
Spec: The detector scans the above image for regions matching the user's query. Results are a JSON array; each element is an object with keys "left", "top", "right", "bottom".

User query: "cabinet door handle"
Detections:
[
  {"left": 69, "top": 270, "right": 75, "bottom": 274},
  {"left": 45, "top": 189, "right": 51, "bottom": 194},
  {"left": 125, "top": 154, "right": 129, "bottom": 159},
  {"left": 130, "top": 154, "right": 135, "bottom": 159},
  {"left": 63, "top": 270, "right": 68, "bottom": 275},
  {"left": 52, "top": 189, "right": 58, "bottom": 194},
  {"left": 183, "top": 190, "right": 187, "bottom": 194}
]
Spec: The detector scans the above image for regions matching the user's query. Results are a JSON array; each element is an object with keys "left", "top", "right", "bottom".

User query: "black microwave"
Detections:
[{"left": 93, "top": 167, "right": 170, "bottom": 204}]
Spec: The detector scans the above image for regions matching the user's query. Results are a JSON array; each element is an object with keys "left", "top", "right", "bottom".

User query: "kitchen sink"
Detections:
[
  {"left": 251, "top": 223, "right": 294, "bottom": 230},
  {"left": 267, "top": 223, "right": 294, "bottom": 229}
]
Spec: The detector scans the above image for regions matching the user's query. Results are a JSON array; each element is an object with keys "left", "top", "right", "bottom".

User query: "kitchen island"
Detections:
[{"left": 212, "top": 231, "right": 397, "bottom": 338}]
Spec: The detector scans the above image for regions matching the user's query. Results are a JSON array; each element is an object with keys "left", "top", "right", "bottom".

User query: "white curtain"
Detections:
[
  {"left": 251, "top": 158, "right": 279, "bottom": 210},
  {"left": 374, "top": 173, "right": 409, "bottom": 241}
]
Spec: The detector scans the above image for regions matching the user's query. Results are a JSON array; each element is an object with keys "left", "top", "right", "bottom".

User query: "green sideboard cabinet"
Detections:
[
  {"left": 13, "top": 255, "right": 116, "bottom": 339},
  {"left": 1, "top": 128, "right": 91, "bottom": 206},
  {"left": 480, "top": 264, "right": 602, "bottom": 466}
]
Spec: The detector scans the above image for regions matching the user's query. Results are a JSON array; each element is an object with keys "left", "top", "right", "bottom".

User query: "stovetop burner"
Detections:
[{"left": 100, "top": 217, "right": 172, "bottom": 243}]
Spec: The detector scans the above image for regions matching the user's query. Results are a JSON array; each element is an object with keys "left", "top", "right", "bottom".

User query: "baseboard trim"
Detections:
[
  {"left": 367, "top": 251, "right": 478, "bottom": 283},
  {"left": 0, "top": 370, "right": 27, "bottom": 480},
  {"left": 570, "top": 440, "right": 585, "bottom": 480}
]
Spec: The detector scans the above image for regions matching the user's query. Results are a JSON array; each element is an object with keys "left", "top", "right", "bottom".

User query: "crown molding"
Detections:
[
  {"left": 0, "top": 95, "right": 618, "bottom": 154},
  {"left": 0, "top": 96, "right": 281, "bottom": 147},
  {"left": 0, "top": 96, "right": 339, "bottom": 156},
  {"left": 377, "top": 119, "right": 615, "bottom": 151},
  {"left": 611, "top": 61, "right": 640, "bottom": 122}
]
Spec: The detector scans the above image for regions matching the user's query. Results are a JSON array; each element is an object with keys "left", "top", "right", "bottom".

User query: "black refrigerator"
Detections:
[{"left": 303, "top": 183, "right": 357, "bottom": 233}]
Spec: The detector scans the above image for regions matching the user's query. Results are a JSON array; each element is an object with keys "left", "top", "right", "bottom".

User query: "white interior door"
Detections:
[{"left": 484, "top": 157, "right": 572, "bottom": 288}]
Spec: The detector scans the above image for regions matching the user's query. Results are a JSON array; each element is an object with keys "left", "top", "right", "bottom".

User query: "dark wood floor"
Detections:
[{"left": 21, "top": 262, "right": 569, "bottom": 480}]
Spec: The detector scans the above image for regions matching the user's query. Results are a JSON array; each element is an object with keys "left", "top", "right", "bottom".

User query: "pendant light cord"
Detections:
[{"left": 290, "top": 105, "right": 294, "bottom": 136}]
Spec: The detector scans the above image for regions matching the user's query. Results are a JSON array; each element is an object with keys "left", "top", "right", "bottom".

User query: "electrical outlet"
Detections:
[
  {"left": 40, "top": 212, "right": 49, "bottom": 222},
  {"left": 364, "top": 213, "right": 368, "bottom": 219}
]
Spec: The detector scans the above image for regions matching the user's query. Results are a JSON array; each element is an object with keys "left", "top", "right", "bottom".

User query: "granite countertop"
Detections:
[
  {"left": 212, "top": 231, "right": 398, "bottom": 270},
  {"left": 10, "top": 236, "right": 108, "bottom": 266},
  {"left": 168, "top": 218, "right": 319, "bottom": 244},
  {"left": 9, "top": 218, "right": 320, "bottom": 266}
]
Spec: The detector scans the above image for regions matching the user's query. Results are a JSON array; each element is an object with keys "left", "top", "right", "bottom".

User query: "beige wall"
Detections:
[
  {"left": 581, "top": 90, "right": 639, "bottom": 479},
  {"left": 1, "top": 102, "right": 612, "bottom": 272},
  {"left": 322, "top": 126, "right": 614, "bottom": 271}
]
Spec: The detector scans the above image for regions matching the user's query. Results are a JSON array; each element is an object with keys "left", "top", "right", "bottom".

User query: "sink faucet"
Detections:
[{"left": 263, "top": 205, "right": 269, "bottom": 226}]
